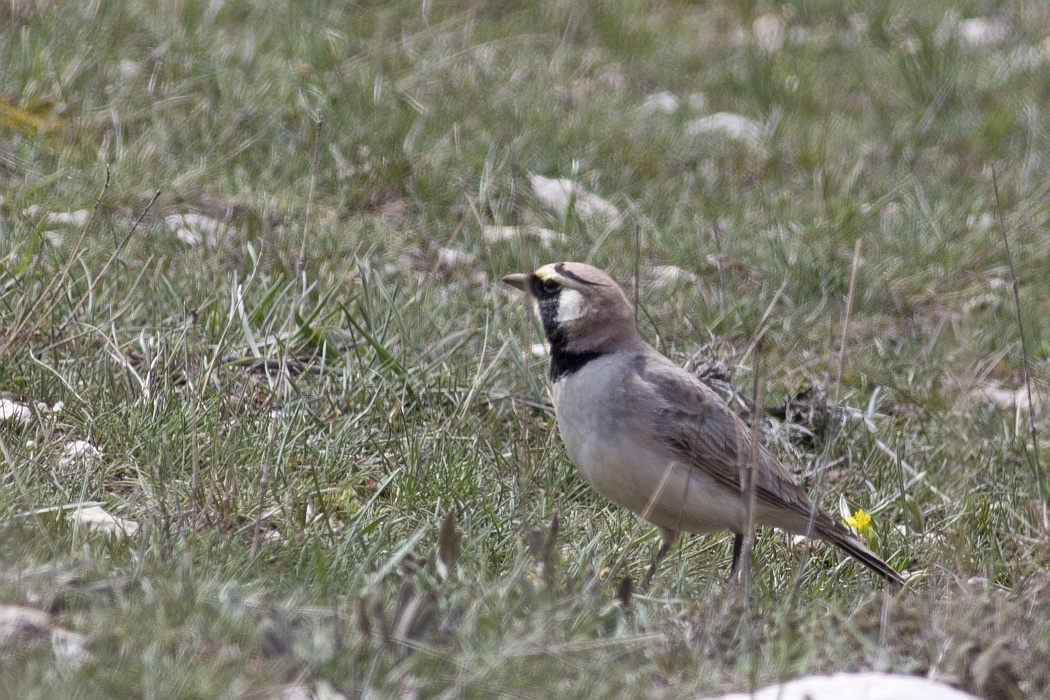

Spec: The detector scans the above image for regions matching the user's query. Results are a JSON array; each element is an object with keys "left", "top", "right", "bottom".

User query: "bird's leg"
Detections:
[
  {"left": 727, "top": 533, "right": 745, "bottom": 583},
  {"left": 643, "top": 541, "right": 671, "bottom": 588},
  {"left": 643, "top": 528, "right": 678, "bottom": 588}
]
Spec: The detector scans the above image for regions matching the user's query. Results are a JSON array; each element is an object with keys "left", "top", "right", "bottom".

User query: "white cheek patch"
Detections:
[{"left": 556, "top": 288, "right": 586, "bottom": 323}]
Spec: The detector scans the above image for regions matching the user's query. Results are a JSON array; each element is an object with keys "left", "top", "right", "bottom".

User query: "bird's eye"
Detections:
[{"left": 542, "top": 278, "right": 560, "bottom": 294}]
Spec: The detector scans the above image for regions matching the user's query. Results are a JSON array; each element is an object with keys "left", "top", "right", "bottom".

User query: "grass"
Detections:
[{"left": 2, "top": 0, "right": 1050, "bottom": 696}]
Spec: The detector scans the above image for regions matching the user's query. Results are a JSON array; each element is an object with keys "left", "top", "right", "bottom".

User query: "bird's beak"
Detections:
[{"left": 502, "top": 273, "right": 529, "bottom": 292}]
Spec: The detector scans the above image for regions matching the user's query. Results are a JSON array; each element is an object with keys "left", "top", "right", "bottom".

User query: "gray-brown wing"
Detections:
[
  {"left": 625, "top": 352, "right": 906, "bottom": 585},
  {"left": 626, "top": 352, "right": 815, "bottom": 518}
]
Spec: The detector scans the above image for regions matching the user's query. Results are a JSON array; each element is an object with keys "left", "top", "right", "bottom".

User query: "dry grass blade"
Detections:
[
  {"left": 739, "top": 345, "right": 763, "bottom": 604},
  {"left": 56, "top": 189, "right": 160, "bottom": 337},
  {"left": 992, "top": 167, "right": 1047, "bottom": 531},
  {"left": 437, "top": 510, "right": 462, "bottom": 577},
  {"left": 0, "top": 170, "right": 109, "bottom": 359},
  {"left": 791, "top": 239, "right": 863, "bottom": 602},
  {"left": 541, "top": 512, "right": 560, "bottom": 583},
  {"left": 615, "top": 574, "right": 633, "bottom": 607}
]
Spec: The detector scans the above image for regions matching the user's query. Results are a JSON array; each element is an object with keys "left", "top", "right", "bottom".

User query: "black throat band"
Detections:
[{"left": 550, "top": 348, "right": 605, "bottom": 382}]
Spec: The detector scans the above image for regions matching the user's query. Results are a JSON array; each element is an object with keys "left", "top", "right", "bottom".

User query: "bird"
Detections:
[{"left": 502, "top": 261, "right": 904, "bottom": 586}]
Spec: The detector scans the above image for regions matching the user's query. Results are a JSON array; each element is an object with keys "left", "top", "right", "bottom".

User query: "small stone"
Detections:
[
  {"left": 529, "top": 175, "right": 621, "bottom": 222},
  {"left": 0, "top": 398, "right": 31, "bottom": 426},
  {"left": 958, "top": 18, "right": 1010, "bottom": 49},
  {"left": 164, "top": 213, "right": 235, "bottom": 246},
  {"left": 700, "top": 672, "right": 982, "bottom": 700},
  {"left": 753, "top": 15, "right": 785, "bottom": 53},
  {"left": 686, "top": 113, "right": 764, "bottom": 147},
  {"left": 46, "top": 210, "right": 92, "bottom": 227},
  {"left": 650, "top": 265, "right": 698, "bottom": 286},
  {"left": 482, "top": 225, "right": 565, "bottom": 249},
  {"left": 0, "top": 605, "right": 51, "bottom": 643},
  {"left": 59, "top": 441, "right": 102, "bottom": 467},
  {"left": 436, "top": 247, "right": 476, "bottom": 268},
  {"left": 530, "top": 343, "right": 549, "bottom": 358},
  {"left": 640, "top": 91, "right": 680, "bottom": 114},
  {"left": 67, "top": 505, "right": 140, "bottom": 538}
]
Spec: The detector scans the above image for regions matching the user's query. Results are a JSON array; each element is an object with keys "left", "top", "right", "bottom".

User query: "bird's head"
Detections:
[{"left": 502, "top": 262, "right": 638, "bottom": 354}]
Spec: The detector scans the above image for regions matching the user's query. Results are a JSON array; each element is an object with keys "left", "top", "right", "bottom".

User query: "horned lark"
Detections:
[{"left": 503, "top": 262, "right": 904, "bottom": 586}]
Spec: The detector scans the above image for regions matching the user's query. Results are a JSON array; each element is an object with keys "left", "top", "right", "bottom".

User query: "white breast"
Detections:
[{"left": 551, "top": 356, "right": 743, "bottom": 535}]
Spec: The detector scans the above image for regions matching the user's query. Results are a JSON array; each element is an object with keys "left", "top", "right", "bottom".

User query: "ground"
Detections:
[{"left": 1, "top": 1, "right": 1049, "bottom": 697}]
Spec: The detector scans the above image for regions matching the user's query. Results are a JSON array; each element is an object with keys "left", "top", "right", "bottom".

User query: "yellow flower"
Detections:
[
  {"left": 845, "top": 508, "right": 872, "bottom": 533},
  {"left": 598, "top": 567, "right": 611, "bottom": 580}
]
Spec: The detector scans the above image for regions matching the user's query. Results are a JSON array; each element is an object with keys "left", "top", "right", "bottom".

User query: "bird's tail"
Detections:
[{"left": 816, "top": 517, "right": 905, "bottom": 587}]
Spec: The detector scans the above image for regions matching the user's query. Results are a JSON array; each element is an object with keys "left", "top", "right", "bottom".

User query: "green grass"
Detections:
[{"left": 2, "top": 0, "right": 1050, "bottom": 697}]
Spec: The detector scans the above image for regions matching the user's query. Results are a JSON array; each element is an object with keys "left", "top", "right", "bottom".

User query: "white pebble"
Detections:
[
  {"left": 59, "top": 441, "right": 102, "bottom": 467},
  {"left": 701, "top": 672, "right": 981, "bottom": 700},
  {"left": 0, "top": 398, "right": 31, "bottom": 425},
  {"left": 686, "top": 113, "right": 764, "bottom": 147},
  {"left": 529, "top": 175, "right": 621, "bottom": 223}
]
